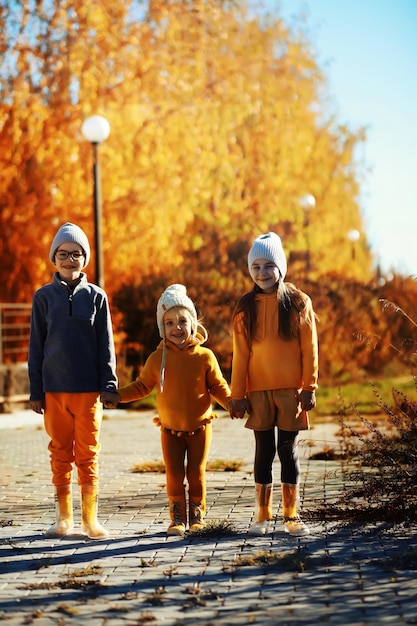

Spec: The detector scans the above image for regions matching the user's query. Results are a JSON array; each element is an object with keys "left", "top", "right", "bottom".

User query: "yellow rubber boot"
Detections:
[
  {"left": 249, "top": 483, "right": 273, "bottom": 536},
  {"left": 80, "top": 485, "right": 109, "bottom": 540},
  {"left": 45, "top": 484, "right": 74, "bottom": 538},
  {"left": 167, "top": 495, "right": 187, "bottom": 536},
  {"left": 282, "top": 483, "right": 310, "bottom": 536},
  {"left": 189, "top": 497, "right": 206, "bottom": 532}
]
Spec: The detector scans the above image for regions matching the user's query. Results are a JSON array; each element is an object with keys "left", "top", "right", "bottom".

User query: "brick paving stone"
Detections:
[{"left": 1, "top": 410, "right": 417, "bottom": 625}]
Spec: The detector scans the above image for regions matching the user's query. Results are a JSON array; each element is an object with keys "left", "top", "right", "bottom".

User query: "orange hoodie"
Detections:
[
  {"left": 117, "top": 335, "right": 231, "bottom": 432},
  {"left": 231, "top": 291, "right": 318, "bottom": 399}
]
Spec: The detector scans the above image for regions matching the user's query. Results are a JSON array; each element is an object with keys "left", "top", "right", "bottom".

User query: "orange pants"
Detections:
[
  {"left": 160, "top": 422, "right": 212, "bottom": 501},
  {"left": 44, "top": 392, "right": 102, "bottom": 487}
]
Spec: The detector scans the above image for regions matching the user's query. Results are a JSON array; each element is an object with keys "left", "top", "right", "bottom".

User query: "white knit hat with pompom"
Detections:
[
  {"left": 156, "top": 284, "right": 197, "bottom": 338},
  {"left": 156, "top": 284, "right": 203, "bottom": 392}
]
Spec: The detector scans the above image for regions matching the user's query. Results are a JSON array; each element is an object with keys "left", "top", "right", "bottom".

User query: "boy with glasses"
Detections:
[{"left": 28, "top": 222, "right": 117, "bottom": 539}]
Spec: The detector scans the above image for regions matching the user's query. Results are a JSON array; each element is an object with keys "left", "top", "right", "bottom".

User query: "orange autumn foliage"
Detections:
[
  {"left": 1, "top": 0, "right": 371, "bottom": 302},
  {"left": 1, "top": 0, "right": 385, "bottom": 379}
]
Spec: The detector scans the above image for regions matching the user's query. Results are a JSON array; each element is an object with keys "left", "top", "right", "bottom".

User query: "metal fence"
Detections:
[{"left": 0, "top": 303, "right": 32, "bottom": 364}]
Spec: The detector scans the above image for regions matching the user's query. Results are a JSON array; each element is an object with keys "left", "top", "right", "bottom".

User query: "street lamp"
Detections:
[
  {"left": 81, "top": 115, "right": 111, "bottom": 288},
  {"left": 299, "top": 194, "right": 316, "bottom": 271},
  {"left": 347, "top": 229, "right": 360, "bottom": 261}
]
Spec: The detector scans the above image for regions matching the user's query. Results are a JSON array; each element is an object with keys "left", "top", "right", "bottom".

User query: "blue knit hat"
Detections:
[{"left": 49, "top": 223, "right": 91, "bottom": 268}]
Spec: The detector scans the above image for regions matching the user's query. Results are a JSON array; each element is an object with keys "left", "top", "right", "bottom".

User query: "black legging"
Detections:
[{"left": 254, "top": 428, "right": 300, "bottom": 484}]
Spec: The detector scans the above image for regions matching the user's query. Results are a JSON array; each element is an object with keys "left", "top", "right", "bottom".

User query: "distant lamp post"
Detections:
[
  {"left": 375, "top": 251, "right": 385, "bottom": 286},
  {"left": 299, "top": 194, "right": 316, "bottom": 271},
  {"left": 81, "top": 115, "right": 111, "bottom": 288},
  {"left": 347, "top": 229, "right": 360, "bottom": 261}
]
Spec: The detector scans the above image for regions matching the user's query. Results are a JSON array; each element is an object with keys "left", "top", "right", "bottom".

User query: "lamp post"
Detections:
[
  {"left": 299, "top": 194, "right": 316, "bottom": 272},
  {"left": 81, "top": 115, "right": 110, "bottom": 288},
  {"left": 347, "top": 229, "right": 360, "bottom": 261}
]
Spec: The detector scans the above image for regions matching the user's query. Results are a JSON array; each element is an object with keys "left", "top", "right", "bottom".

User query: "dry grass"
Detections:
[
  {"left": 186, "top": 519, "right": 237, "bottom": 537},
  {"left": 64, "top": 564, "right": 103, "bottom": 577},
  {"left": 309, "top": 298, "right": 417, "bottom": 525},
  {"left": 207, "top": 459, "right": 244, "bottom": 472},
  {"left": 131, "top": 460, "right": 165, "bottom": 473},
  {"left": 232, "top": 548, "right": 331, "bottom": 573},
  {"left": 131, "top": 458, "right": 244, "bottom": 473},
  {"left": 144, "top": 587, "right": 166, "bottom": 606}
]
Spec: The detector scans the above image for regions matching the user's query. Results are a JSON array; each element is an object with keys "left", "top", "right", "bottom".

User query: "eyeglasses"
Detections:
[{"left": 55, "top": 250, "right": 85, "bottom": 260}]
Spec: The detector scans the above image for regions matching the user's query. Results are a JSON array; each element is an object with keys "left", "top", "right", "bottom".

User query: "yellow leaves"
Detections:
[{"left": 0, "top": 0, "right": 374, "bottom": 305}]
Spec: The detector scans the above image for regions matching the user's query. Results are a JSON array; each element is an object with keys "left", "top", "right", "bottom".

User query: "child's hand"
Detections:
[
  {"left": 100, "top": 391, "right": 120, "bottom": 409},
  {"left": 228, "top": 398, "right": 249, "bottom": 419},
  {"left": 30, "top": 399, "right": 44, "bottom": 414},
  {"left": 299, "top": 390, "right": 316, "bottom": 411}
]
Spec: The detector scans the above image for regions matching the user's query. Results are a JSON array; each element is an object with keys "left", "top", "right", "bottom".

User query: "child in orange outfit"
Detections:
[
  {"left": 28, "top": 222, "right": 118, "bottom": 540},
  {"left": 102, "top": 284, "right": 232, "bottom": 536},
  {"left": 230, "top": 232, "right": 318, "bottom": 537}
]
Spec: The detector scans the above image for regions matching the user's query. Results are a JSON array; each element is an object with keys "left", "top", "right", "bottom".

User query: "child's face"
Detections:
[
  {"left": 54, "top": 243, "right": 85, "bottom": 282},
  {"left": 250, "top": 258, "right": 280, "bottom": 293},
  {"left": 164, "top": 307, "right": 193, "bottom": 348}
]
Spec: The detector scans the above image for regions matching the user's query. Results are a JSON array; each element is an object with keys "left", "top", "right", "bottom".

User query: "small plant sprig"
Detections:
[
  {"left": 379, "top": 298, "right": 417, "bottom": 365},
  {"left": 144, "top": 587, "right": 166, "bottom": 606}
]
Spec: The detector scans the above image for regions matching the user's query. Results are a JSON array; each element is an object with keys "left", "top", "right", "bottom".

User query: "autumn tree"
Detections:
[{"left": 0, "top": 0, "right": 379, "bottom": 378}]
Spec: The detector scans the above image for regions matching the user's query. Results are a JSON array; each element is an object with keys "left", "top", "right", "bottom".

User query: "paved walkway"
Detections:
[{"left": 1, "top": 409, "right": 417, "bottom": 625}]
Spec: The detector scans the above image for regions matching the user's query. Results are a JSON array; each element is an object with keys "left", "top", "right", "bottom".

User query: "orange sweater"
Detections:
[
  {"left": 231, "top": 291, "right": 318, "bottom": 399},
  {"left": 117, "top": 337, "right": 231, "bottom": 432}
]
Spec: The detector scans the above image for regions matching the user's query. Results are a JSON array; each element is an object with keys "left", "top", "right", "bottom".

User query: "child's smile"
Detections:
[
  {"left": 55, "top": 246, "right": 84, "bottom": 282},
  {"left": 163, "top": 307, "right": 193, "bottom": 348},
  {"left": 250, "top": 258, "right": 280, "bottom": 293}
]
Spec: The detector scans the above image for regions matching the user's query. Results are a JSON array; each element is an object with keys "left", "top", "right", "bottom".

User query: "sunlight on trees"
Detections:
[
  {"left": 1, "top": 0, "right": 371, "bottom": 303},
  {"left": 0, "top": 0, "right": 387, "bottom": 377}
]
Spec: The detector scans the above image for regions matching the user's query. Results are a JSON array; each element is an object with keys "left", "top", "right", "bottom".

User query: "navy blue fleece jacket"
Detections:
[{"left": 28, "top": 272, "right": 117, "bottom": 401}]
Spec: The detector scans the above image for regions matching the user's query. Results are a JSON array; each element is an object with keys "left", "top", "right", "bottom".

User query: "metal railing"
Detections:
[{"left": 0, "top": 303, "right": 32, "bottom": 364}]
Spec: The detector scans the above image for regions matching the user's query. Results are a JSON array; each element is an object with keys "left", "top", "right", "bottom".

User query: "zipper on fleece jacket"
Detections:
[{"left": 68, "top": 292, "right": 73, "bottom": 316}]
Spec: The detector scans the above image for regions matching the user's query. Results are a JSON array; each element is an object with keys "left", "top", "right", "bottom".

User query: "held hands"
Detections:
[
  {"left": 299, "top": 390, "right": 316, "bottom": 411},
  {"left": 100, "top": 391, "right": 120, "bottom": 409},
  {"left": 227, "top": 398, "right": 249, "bottom": 419}
]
